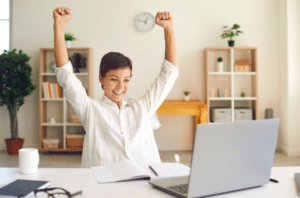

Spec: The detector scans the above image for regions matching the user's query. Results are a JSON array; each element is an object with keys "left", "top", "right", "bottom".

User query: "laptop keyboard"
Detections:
[{"left": 167, "top": 184, "right": 189, "bottom": 194}]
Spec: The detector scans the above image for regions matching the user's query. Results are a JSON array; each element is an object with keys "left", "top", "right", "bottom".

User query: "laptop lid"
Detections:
[{"left": 187, "top": 118, "right": 280, "bottom": 198}]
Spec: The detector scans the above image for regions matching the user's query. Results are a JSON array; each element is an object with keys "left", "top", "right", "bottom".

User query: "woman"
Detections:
[{"left": 53, "top": 7, "right": 178, "bottom": 168}]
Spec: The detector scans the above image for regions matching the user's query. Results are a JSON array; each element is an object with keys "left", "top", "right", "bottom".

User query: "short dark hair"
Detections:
[{"left": 99, "top": 52, "right": 132, "bottom": 89}]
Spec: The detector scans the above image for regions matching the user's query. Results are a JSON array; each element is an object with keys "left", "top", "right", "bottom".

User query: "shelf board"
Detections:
[
  {"left": 41, "top": 98, "right": 64, "bottom": 101},
  {"left": 42, "top": 73, "right": 88, "bottom": 76},
  {"left": 66, "top": 123, "right": 83, "bottom": 126},
  {"left": 209, "top": 72, "right": 231, "bottom": 75},
  {"left": 234, "top": 97, "right": 257, "bottom": 100},
  {"left": 209, "top": 97, "right": 257, "bottom": 101},
  {"left": 209, "top": 97, "right": 232, "bottom": 100},
  {"left": 234, "top": 72, "right": 256, "bottom": 75},
  {"left": 208, "top": 72, "right": 256, "bottom": 75},
  {"left": 41, "top": 123, "right": 64, "bottom": 126}
]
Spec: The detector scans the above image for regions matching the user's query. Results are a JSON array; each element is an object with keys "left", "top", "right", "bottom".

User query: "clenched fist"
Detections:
[
  {"left": 53, "top": 7, "right": 72, "bottom": 25},
  {"left": 155, "top": 12, "right": 174, "bottom": 30}
]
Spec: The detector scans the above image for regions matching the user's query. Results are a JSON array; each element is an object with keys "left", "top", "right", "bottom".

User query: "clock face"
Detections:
[{"left": 134, "top": 12, "right": 155, "bottom": 33}]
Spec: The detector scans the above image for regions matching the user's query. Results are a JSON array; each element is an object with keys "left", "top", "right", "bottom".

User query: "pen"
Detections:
[
  {"left": 149, "top": 166, "right": 158, "bottom": 176},
  {"left": 270, "top": 178, "right": 279, "bottom": 183}
]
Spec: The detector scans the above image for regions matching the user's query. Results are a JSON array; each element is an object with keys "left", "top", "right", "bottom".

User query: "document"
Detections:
[{"left": 91, "top": 160, "right": 190, "bottom": 184}]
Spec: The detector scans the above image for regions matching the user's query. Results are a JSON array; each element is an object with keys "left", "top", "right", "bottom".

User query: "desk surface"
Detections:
[{"left": 0, "top": 167, "right": 299, "bottom": 198}]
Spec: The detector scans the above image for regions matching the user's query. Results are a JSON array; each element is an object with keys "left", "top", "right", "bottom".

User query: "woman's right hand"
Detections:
[{"left": 53, "top": 7, "right": 72, "bottom": 25}]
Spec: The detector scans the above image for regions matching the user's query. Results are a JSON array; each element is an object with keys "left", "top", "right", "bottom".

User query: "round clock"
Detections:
[{"left": 134, "top": 12, "right": 155, "bottom": 33}]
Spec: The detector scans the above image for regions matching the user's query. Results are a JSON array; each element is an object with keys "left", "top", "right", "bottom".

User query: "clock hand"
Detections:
[{"left": 145, "top": 17, "right": 148, "bottom": 24}]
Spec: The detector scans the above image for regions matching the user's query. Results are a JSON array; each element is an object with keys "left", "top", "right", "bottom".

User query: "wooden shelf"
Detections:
[
  {"left": 39, "top": 48, "right": 92, "bottom": 152},
  {"left": 205, "top": 47, "right": 258, "bottom": 123}
]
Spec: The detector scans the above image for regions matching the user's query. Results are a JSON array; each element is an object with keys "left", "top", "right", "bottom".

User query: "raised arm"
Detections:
[
  {"left": 155, "top": 12, "right": 178, "bottom": 67},
  {"left": 53, "top": 7, "right": 72, "bottom": 67}
]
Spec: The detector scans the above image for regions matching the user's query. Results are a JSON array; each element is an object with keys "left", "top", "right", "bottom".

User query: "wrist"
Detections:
[{"left": 54, "top": 21, "right": 66, "bottom": 30}]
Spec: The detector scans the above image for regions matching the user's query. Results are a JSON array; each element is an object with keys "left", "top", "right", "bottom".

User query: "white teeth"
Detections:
[{"left": 114, "top": 91, "right": 123, "bottom": 94}]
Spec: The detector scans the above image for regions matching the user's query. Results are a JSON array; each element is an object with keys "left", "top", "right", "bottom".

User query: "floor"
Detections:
[{"left": 0, "top": 150, "right": 299, "bottom": 168}]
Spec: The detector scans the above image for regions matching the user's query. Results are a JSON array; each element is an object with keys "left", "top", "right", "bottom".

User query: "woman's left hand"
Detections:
[{"left": 155, "top": 11, "right": 174, "bottom": 30}]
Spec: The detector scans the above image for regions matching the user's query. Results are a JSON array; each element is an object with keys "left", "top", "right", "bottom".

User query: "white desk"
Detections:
[{"left": 0, "top": 167, "right": 299, "bottom": 198}]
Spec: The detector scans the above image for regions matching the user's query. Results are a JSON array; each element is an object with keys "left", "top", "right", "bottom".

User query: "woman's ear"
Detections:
[{"left": 99, "top": 74, "right": 103, "bottom": 84}]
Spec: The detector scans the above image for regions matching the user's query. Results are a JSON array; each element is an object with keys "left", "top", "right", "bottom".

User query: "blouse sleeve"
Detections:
[
  {"left": 54, "top": 61, "right": 90, "bottom": 124},
  {"left": 139, "top": 59, "right": 178, "bottom": 116}
]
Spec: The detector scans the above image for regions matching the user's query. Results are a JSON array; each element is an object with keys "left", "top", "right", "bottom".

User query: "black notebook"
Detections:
[{"left": 0, "top": 179, "right": 51, "bottom": 198}]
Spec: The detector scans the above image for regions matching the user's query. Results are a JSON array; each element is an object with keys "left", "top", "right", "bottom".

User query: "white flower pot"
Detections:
[
  {"left": 184, "top": 95, "right": 190, "bottom": 101},
  {"left": 65, "top": 41, "right": 72, "bottom": 48},
  {"left": 217, "top": 62, "right": 223, "bottom": 72}
]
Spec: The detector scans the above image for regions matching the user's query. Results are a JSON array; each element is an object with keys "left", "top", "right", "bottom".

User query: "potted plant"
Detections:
[
  {"left": 69, "top": 53, "right": 87, "bottom": 73},
  {"left": 64, "top": 33, "right": 76, "bottom": 48},
  {"left": 183, "top": 91, "right": 190, "bottom": 101},
  {"left": 0, "top": 49, "right": 37, "bottom": 155},
  {"left": 221, "top": 24, "right": 243, "bottom": 47},
  {"left": 217, "top": 57, "right": 223, "bottom": 72}
]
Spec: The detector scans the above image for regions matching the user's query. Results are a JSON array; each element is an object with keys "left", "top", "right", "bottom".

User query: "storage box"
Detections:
[
  {"left": 211, "top": 108, "right": 232, "bottom": 123},
  {"left": 235, "top": 60, "right": 251, "bottom": 72},
  {"left": 234, "top": 108, "right": 253, "bottom": 122},
  {"left": 43, "top": 139, "right": 60, "bottom": 149},
  {"left": 66, "top": 135, "right": 85, "bottom": 149}
]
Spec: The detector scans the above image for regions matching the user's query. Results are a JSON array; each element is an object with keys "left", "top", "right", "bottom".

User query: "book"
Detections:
[
  {"left": 47, "top": 82, "right": 52, "bottom": 99},
  {"left": 50, "top": 83, "right": 56, "bottom": 99},
  {"left": 42, "top": 82, "right": 48, "bottom": 99},
  {"left": 0, "top": 179, "right": 51, "bottom": 198},
  {"left": 91, "top": 160, "right": 190, "bottom": 184},
  {"left": 54, "top": 83, "right": 62, "bottom": 98}
]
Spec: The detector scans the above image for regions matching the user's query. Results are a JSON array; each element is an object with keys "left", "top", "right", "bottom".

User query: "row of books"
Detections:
[{"left": 42, "top": 82, "right": 63, "bottom": 99}]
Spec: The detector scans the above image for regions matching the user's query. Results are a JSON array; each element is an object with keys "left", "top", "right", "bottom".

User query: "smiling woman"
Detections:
[{"left": 53, "top": 7, "right": 178, "bottom": 168}]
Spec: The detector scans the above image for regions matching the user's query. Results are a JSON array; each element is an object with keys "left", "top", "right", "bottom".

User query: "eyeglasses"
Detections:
[{"left": 32, "top": 187, "right": 82, "bottom": 198}]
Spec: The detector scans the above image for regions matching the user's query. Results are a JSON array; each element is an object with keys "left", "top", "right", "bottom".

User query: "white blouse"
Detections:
[{"left": 55, "top": 59, "right": 178, "bottom": 168}]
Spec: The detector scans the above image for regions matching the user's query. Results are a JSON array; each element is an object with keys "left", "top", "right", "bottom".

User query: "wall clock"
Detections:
[{"left": 134, "top": 12, "right": 155, "bottom": 33}]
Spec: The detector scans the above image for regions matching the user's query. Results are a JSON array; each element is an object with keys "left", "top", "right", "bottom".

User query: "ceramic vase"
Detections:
[{"left": 65, "top": 41, "right": 72, "bottom": 48}]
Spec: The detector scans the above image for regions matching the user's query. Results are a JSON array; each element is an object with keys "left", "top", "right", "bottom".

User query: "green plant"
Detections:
[
  {"left": 217, "top": 57, "right": 223, "bottom": 62},
  {"left": 221, "top": 24, "right": 243, "bottom": 41},
  {"left": 64, "top": 33, "right": 76, "bottom": 41},
  {"left": 184, "top": 91, "right": 190, "bottom": 96},
  {"left": 0, "top": 49, "right": 37, "bottom": 140}
]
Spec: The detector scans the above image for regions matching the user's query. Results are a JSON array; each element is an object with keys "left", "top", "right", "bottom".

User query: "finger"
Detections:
[{"left": 65, "top": 7, "right": 72, "bottom": 15}]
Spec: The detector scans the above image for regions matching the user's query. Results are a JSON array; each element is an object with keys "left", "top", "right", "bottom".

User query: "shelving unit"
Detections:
[
  {"left": 205, "top": 47, "right": 258, "bottom": 123},
  {"left": 39, "top": 48, "right": 93, "bottom": 151}
]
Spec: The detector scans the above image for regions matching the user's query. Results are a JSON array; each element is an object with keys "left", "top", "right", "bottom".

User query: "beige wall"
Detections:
[
  {"left": 0, "top": 0, "right": 283, "bottom": 151},
  {"left": 277, "top": 0, "right": 300, "bottom": 156}
]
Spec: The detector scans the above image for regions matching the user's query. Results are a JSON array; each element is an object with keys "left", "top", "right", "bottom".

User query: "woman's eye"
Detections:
[
  {"left": 111, "top": 79, "right": 117, "bottom": 81},
  {"left": 125, "top": 79, "right": 130, "bottom": 82}
]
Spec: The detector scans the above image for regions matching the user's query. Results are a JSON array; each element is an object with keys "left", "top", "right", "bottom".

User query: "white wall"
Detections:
[
  {"left": 277, "top": 0, "right": 300, "bottom": 156},
  {"left": 0, "top": 0, "right": 280, "bottom": 151}
]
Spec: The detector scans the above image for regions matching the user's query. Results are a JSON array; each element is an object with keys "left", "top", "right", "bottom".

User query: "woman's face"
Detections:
[{"left": 99, "top": 68, "right": 131, "bottom": 106}]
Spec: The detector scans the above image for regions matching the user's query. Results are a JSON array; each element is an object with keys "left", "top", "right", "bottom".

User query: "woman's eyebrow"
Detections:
[{"left": 110, "top": 75, "right": 131, "bottom": 78}]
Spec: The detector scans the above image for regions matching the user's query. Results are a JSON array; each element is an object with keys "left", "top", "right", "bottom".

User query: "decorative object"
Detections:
[
  {"left": 69, "top": 53, "right": 87, "bottom": 73},
  {"left": 240, "top": 91, "right": 246, "bottom": 97},
  {"left": 0, "top": 49, "right": 37, "bottom": 155},
  {"left": 134, "top": 12, "right": 155, "bottom": 33},
  {"left": 64, "top": 33, "right": 76, "bottom": 48},
  {"left": 235, "top": 60, "right": 250, "bottom": 72},
  {"left": 50, "top": 62, "right": 56, "bottom": 72},
  {"left": 183, "top": 91, "right": 190, "bottom": 101},
  {"left": 221, "top": 24, "right": 243, "bottom": 47},
  {"left": 42, "top": 139, "right": 60, "bottom": 149},
  {"left": 49, "top": 117, "right": 56, "bottom": 124},
  {"left": 217, "top": 57, "right": 223, "bottom": 72},
  {"left": 218, "top": 89, "right": 222, "bottom": 97},
  {"left": 265, "top": 109, "right": 273, "bottom": 119}
]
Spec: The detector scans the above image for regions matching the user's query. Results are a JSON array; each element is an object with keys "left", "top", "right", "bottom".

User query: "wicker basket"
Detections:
[
  {"left": 66, "top": 135, "right": 84, "bottom": 149},
  {"left": 43, "top": 139, "right": 60, "bottom": 149}
]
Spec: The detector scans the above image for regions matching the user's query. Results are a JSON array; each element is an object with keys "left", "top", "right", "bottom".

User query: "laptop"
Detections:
[{"left": 149, "top": 118, "right": 280, "bottom": 198}]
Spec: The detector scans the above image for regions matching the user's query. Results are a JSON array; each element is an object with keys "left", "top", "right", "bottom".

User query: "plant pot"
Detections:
[
  {"left": 217, "top": 62, "right": 224, "bottom": 72},
  {"left": 5, "top": 138, "right": 25, "bottom": 155},
  {"left": 184, "top": 95, "right": 190, "bottom": 101},
  {"left": 228, "top": 40, "right": 235, "bottom": 47},
  {"left": 65, "top": 41, "right": 72, "bottom": 48}
]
